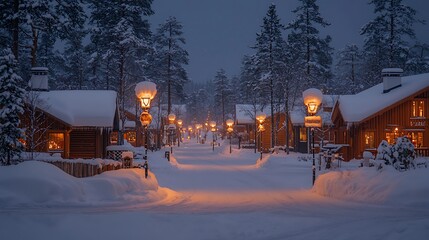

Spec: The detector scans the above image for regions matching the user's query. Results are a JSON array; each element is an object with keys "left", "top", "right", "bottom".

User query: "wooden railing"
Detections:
[{"left": 416, "top": 148, "right": 429, "bottom": 157}]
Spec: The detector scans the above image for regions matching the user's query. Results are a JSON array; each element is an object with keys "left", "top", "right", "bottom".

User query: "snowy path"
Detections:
[{"left": 1, "top": 139, "right": 429, "bottom": 240}]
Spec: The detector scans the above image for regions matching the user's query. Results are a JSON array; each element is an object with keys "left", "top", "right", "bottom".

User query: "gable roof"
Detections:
[
  {"left": 337, "top": 73, "right": 429, "bottom": 123},
  {"left": 36, "top": 90, "right": 118, "bottom": 127}
]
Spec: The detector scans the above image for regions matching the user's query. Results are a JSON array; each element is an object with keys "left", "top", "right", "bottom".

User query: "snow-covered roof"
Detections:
[
  {"left": 337, "top": 73, "right": 429, "bottom": 123},
  {"left": 235, "top": 104, "right": 271, "bottom": 124},
  {"left": 36, "top": 90, "right": 117, "bottom": 127}
]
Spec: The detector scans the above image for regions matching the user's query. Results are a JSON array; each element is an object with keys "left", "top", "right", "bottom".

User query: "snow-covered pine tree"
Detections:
[
  {"left": 213, "top": 69, "right": 232, "bottom": 129},
  {"left": 88, "top": 0, "right": 153, "bottom": 144},
  {"left": 360, "top": 0, "right": 424, "bottom": 85},
  {"left": 253, "top": 4, "right": 285, "bottom": 148},
  {"left": 334, "top": 44, "right": 364, "bottom": 94},
  {"left": 405, "top": 43, "right": 429, "bottom": 75},
  {"left": 376, "top": 140, "right": 393, "bottom": 165},
  {"left": 0, "top": 49, "right": 25, "bottom": 165},
  {"left": 392, "top": 136, "right": 416, "bottom": 170},
  {"left": 286, "top": 0, "right": 332, "bottom": 91},
  {"left": 152, "top": 16, "right": 189, "bottom": 114}
]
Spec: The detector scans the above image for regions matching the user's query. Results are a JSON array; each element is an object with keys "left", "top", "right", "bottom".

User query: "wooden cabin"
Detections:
[
  {"left": 332, "top": 69, "right": 429, "bottom": 160},
  {"left": 21, "top": 68, "right": 119, "bottom": 159},
  {"left": 235, "top": 104, "right": 271, "bottom": 146}
]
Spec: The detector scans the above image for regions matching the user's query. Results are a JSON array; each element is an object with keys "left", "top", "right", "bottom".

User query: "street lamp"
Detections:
[
  {"left": 256, "top": 111, "right": 266, "bottom": 160},
  {"left": 209, "top": 121, "right": 216, "bottom": 151},
  {"left": 303, "top": 88, "right": 323, "bottom": 186},
  {"left": 135, "top": 81, "right": 157, "bottom": 159},
  {"left": 168, "top": 113, "right": 176, "bottom": 153},
  {"left": 177, "top": 119, "right": 183, "bottom": 147},
  {"left": 226, "top": 119, "right": 234, "bottom": 154}
]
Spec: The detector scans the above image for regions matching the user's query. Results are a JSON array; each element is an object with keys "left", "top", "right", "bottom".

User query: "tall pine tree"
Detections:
[
  {"left": 361, "top": 0, "right": 424, "bottom": 85},
  {"left": 286, "top": 0, "right": 332, "bottom": 91},
  {"left": 0, "top": 49, "right": 25, "bottom": 165},
  {"left": 151, "top": 16, "right": 189, "bottom": 114},
  {"left": 253, "top": 4, "right": 284, "bottom": 148}
]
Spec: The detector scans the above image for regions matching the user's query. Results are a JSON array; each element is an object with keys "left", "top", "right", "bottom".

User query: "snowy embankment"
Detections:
[
  {"left": 313, "top": 166, "right": 429, "bottom": 207},
  {"left": 0, "top": 161, "right": 179, "bottom": 208}
]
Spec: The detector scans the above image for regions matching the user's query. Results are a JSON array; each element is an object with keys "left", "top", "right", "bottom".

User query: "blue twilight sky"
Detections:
[{"left": 149, "top": 0, "right": 429, "bottom": 83}]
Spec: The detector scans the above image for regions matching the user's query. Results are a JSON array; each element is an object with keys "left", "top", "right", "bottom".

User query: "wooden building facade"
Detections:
[{"left": 332, "top": 71, "right": 429, "bottom": 160}]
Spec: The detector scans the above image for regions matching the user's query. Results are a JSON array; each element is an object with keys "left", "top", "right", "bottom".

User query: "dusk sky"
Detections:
[{"left": 150, "top": 0, "right": 429, "bottom": 83}]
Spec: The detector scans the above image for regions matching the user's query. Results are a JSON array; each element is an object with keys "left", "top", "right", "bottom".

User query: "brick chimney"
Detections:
[{"left": 29, "top": 67, "right": 49, "bottom": 91}]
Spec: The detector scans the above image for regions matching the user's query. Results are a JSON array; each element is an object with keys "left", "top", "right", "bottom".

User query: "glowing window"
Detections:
[
  {"left": 110, "top": 132, "right": 118, "bottom": 144},
  {"left": 48, "top": 133, "right": 64, "bottom": 151},
  {"left": 412, "top": 101, "right": 425, "bottom": 117},
  {"left": 408, "top": 132, "right": 424, "bottom": 148},
  {"left": 385, "top": 132, "right": 396, "bottom": 145},
  {"left": 125, "top": 131, "right": 136, "bottom": 142},
  {"left": 299, "top": 128, "right": 307, "bottom": 142},
  {"left": 364, "top": 131, "right": 375, "bottom": 149}
]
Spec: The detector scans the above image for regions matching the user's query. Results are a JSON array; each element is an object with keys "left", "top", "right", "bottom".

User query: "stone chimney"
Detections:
[
  {"left": 382, "top": 68, "right": 403, "bottom": 93},
  {"left": 29, "top": 67, "right": 49, "bottom": 91}
]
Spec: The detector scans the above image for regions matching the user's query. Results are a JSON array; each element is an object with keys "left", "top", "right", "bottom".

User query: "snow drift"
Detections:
[
  {"left": 0, "top": 161, "right": 176, "bottom": 208},
  {"left": 313, "top": 167, "right": 429, "bottom": 207}
]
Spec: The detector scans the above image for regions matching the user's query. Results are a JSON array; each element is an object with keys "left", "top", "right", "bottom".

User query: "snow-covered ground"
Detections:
[{"left": 1, "top": 139, "right": 429, "bottom": 240}]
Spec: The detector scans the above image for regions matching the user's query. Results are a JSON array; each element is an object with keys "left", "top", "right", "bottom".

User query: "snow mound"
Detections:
[
  {"left": 0, "top": 161, "right": 175, "bottom": 208},
  {"left": 313, "top": 167, "right": 429, "bottom": 207}
]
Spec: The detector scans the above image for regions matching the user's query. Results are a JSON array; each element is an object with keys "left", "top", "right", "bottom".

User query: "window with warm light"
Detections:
[
  {"left": 48, "top": 133, "right": 64, "bottom": 152},
  {"left": 385, "top": 132, "right": 396, "bottom": 145},
  {"left": 364, "top": 131, "right": 375, "bottom": 149},
  {"left": 299, "top": 128, "right": 307, "bottom": 142},
  {"left": 124, "top": 131, "right": 136, "bottom": 143},
  {"left": 110, "top": 132, "right": 118, "bottom": 144},
  {"left": 407, "top": 132, "right": 424, "bottom": 147},
  {"left": 412, "top": 100, "right": 425, "bottom": 117}
]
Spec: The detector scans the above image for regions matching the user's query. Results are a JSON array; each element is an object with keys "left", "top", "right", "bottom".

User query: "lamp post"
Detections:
[
  {"left": 256, "top": 111, "right": 266, "bottom": 160},
  {"left": 303, "top": 88, "right": 323, "bottom": 186},
  {"left": 209, "top": 121, "right": 216, "bottom": 152},
  {"left": 168, "top": 113, "right": 176, "bottom": 154},
  {"left": 195, "top": 124, "right": 202, "bottom": 143},
  {"left": 226, "top": 119, "right": 234, "bottom": 154},
  {"left": 177, "top": 119, "right": 183, "bottom": 147},
  {"left": 135, "top": 81, "right": 157, "bottom": 160}
]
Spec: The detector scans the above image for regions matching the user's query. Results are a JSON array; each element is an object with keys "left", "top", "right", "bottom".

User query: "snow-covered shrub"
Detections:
[
  {"left": 391, "top": 136, "right": 416, "bottom": 170},
  {"left": 376, "top": 140, "right": 393, "bottom": 165}
]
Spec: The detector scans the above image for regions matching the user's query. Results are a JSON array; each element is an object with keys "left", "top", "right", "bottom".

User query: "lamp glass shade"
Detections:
[
  {"left": 211, "top": 127, "right": 216, "bottom": 132},
  {"left": 226, "top": 119, "right": 234, "bottom": 127},
  {"left": 177, "top": 119, "right": 183, "bottom": 126},
  {"left": 256, "top": 112, "right": 266, "bottom": 124},
  {"left": 168, "top": 113, "right": 176, "bottom": 122},
  {"left": 140, "top": 112, "right": 152, "bottom": 126},
  {"left": 209, "top": 121, "right": 216, "bottom": 128},
  {"left": 307, "top": 102, "right": 318, "bottom": 114},
  {"left": 227, "top": 127, "right": 233, "bottom": 133},
  {"left": 140, "top": 97, "right": 151, "bottom": 108}
]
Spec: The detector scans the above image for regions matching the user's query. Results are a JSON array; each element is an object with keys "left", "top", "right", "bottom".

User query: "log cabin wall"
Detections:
[{"left": 261, "top": 113, "right": 293, "bottom": 151}]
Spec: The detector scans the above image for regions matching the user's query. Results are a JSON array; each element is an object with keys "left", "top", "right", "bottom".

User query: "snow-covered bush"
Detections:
[
  {"left": 391, "top": 136, "right": 416, "bottom": 170},
  {"left": 376, "top": 140, "right": 393, "bottom": 165}
]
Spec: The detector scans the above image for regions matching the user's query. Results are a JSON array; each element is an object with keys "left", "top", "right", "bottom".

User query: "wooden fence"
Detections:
[{"left": 43, "top": 160, "right": 122, "bottom": 178}]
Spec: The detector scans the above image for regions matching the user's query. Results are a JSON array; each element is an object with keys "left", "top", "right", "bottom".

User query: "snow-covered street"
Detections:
[{"left": 1, "top": 139, "right": 429, "bottom": 240}]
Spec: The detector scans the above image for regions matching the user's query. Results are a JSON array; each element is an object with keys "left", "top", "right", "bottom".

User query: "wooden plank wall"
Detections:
[{"left": 69, "top": 130, "right": 97, "bottom": 159}]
